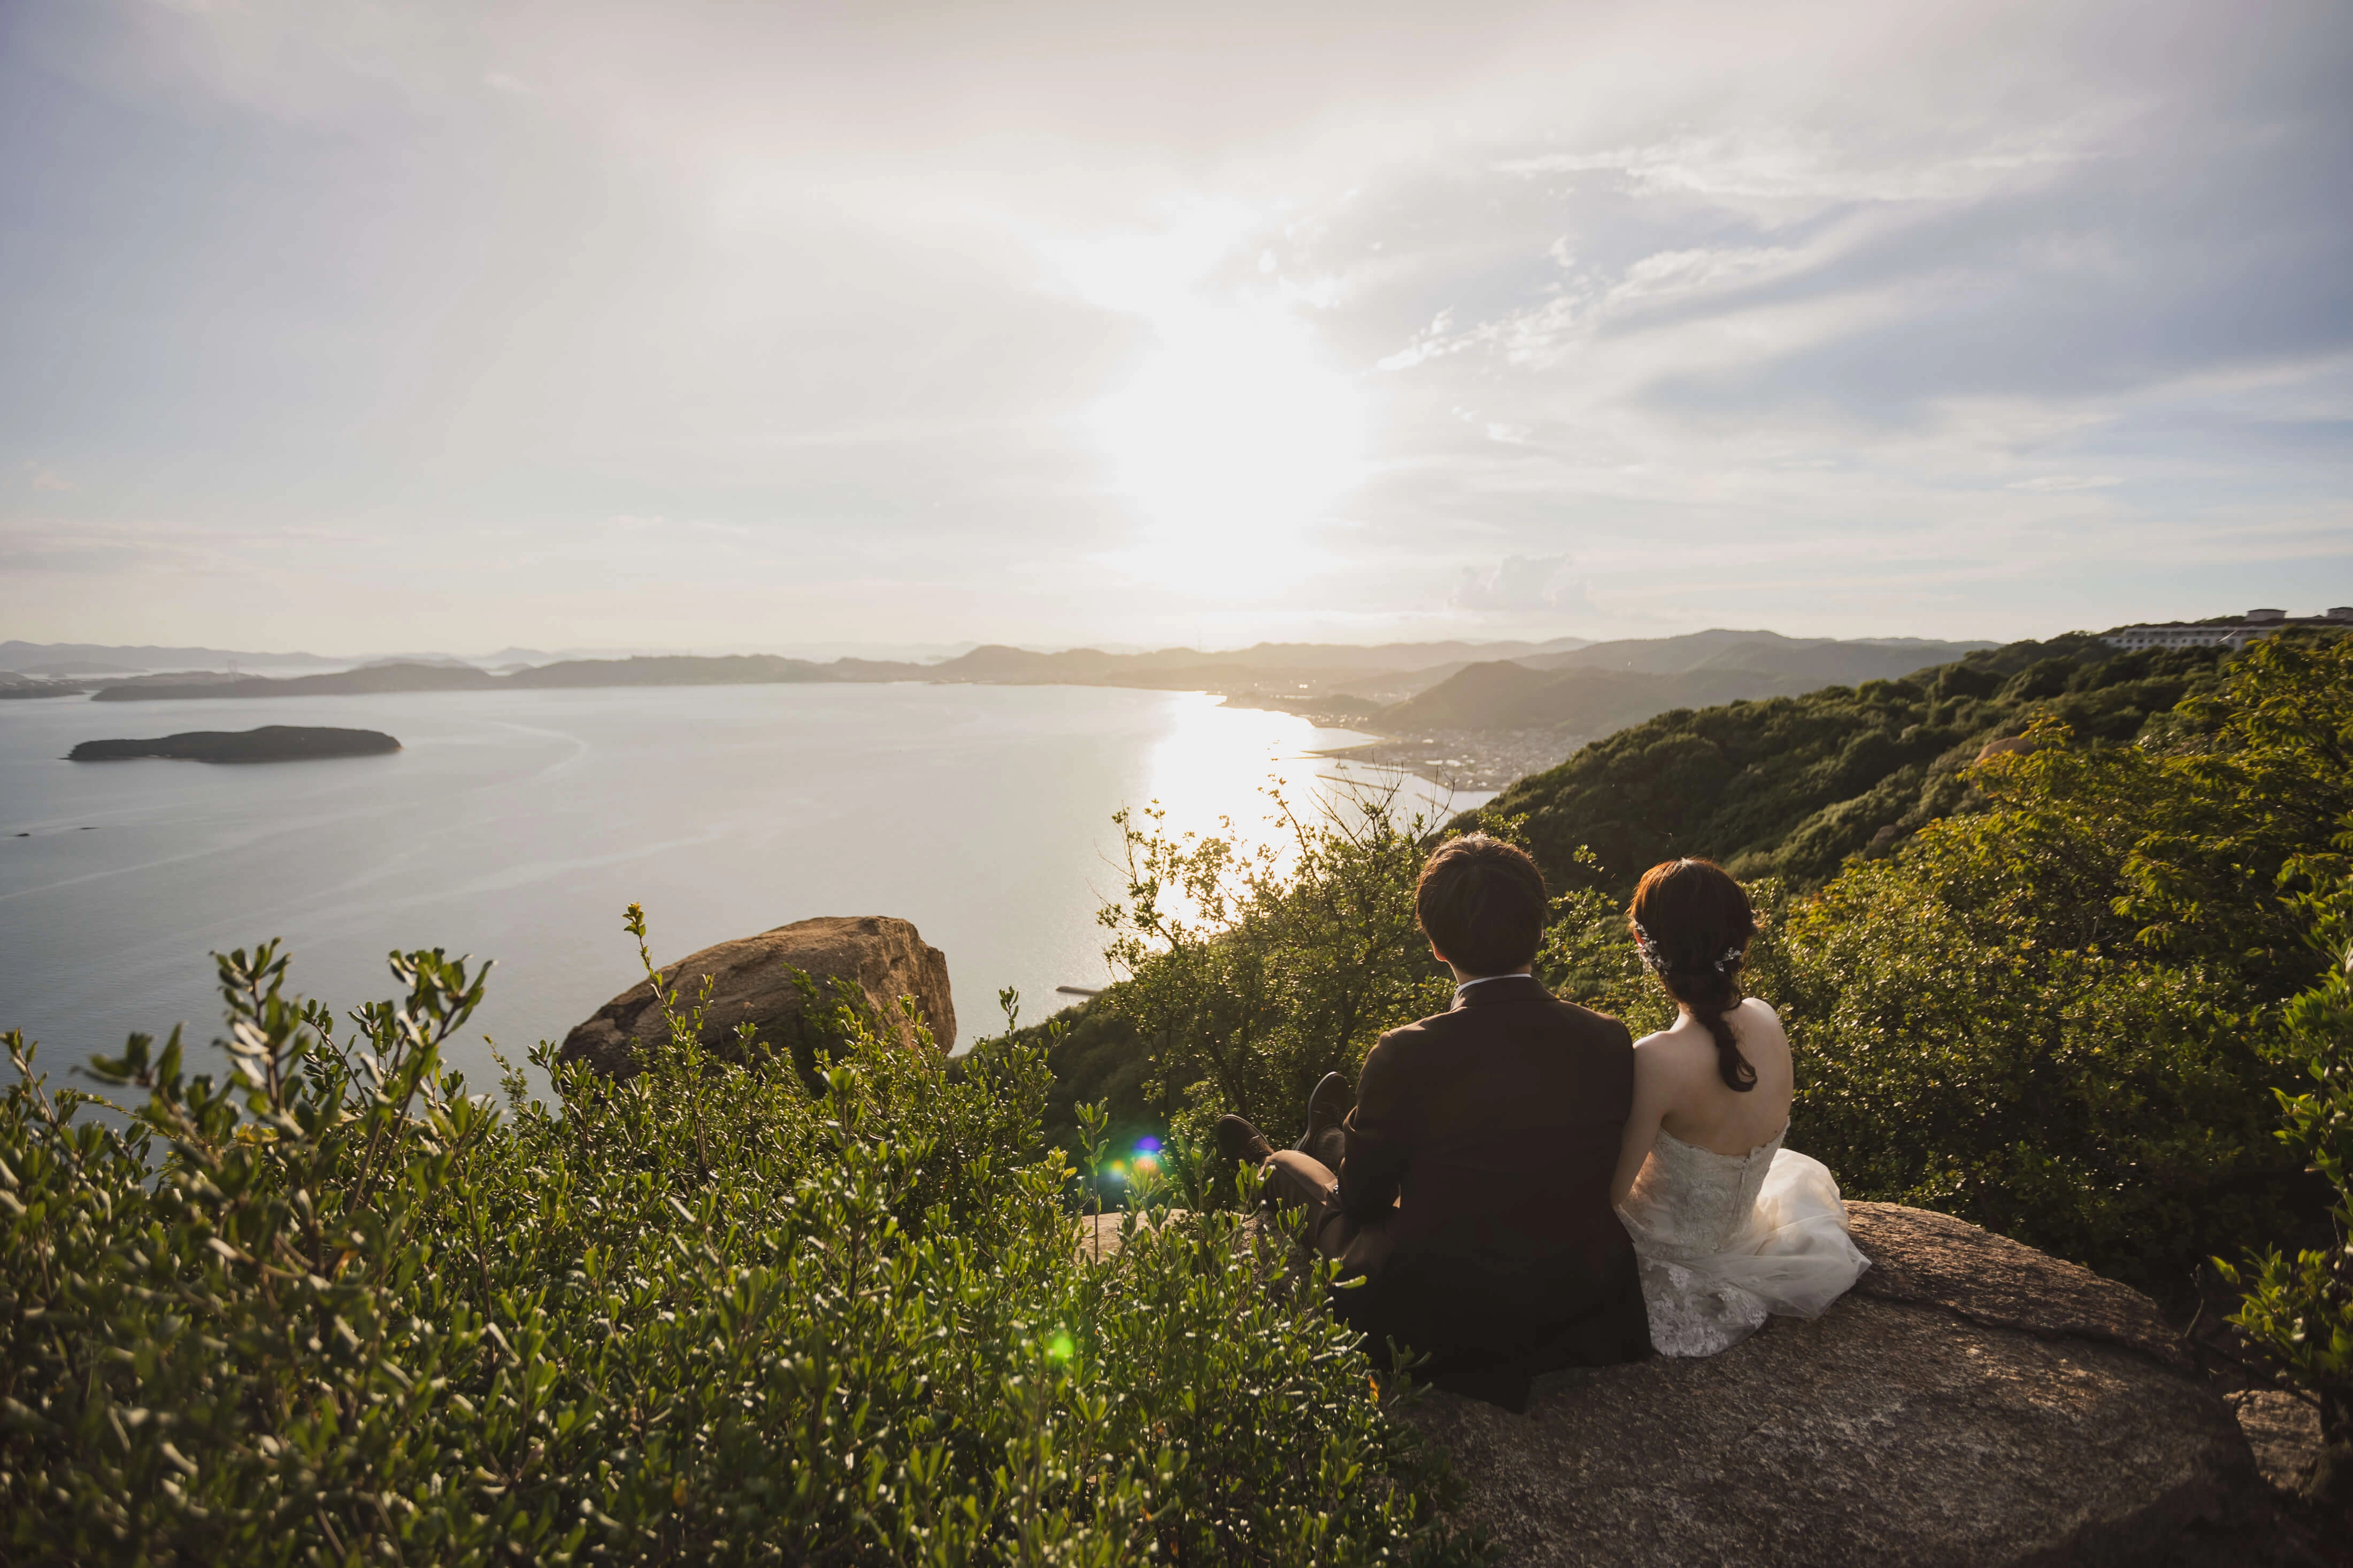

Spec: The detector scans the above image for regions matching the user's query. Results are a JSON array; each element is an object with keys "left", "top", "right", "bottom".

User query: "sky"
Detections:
[{"left": 2, "top": 0, "right": 2349, "bottom": 655}]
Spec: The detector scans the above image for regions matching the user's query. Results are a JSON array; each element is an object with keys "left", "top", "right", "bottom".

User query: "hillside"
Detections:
[
  {"left": 1472, "top": 634, "right": 2232, "bottom": 895},
  {"left": 1378, "top": 662, "right": 1821, "bottom": 733},
  {"left": 1518, "top": 629, "right": 1990, "bottom": 678},
  {"left": 1381, "top": 631, "right": 1995, "bottom": 735}
]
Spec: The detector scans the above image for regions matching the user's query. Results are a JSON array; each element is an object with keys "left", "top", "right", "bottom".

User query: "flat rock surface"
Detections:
[
  {"left": 1403, "top": 1202, "right": 2256, "bottom": 1566},
  {"left": 1845, "top": 1201, "right": 2189, "bottom": 1370},
  {"left": 559, "top": 915, "right": 953, "bottom": 1076}
]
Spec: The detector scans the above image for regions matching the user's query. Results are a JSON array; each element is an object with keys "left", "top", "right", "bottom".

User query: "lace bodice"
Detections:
[{"left": 1617, "top": 1122, "right": 1787, "bottom": 1262}]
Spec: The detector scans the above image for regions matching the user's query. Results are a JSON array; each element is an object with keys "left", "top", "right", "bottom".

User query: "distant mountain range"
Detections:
[
  {"left": 60, "top": 638, "right": 1596, "bottom": 705},
  {"left": 0, "top": 640, "right": 350, "bottom": 677},
  {"left": 1377, "top": 631, "right": 1997, "bottom": 734},
  {"left": 1517, "top": 630, "right": 1993, "bottom": 679},
  {"left": 11, "top": 630, "right": 1996, "bottom": 727},
  {"left": 0, "top": 640, "right": 665, "bottom": 677}
]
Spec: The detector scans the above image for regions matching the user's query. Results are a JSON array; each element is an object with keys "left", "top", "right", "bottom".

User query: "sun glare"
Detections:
[{"left": 1088, "top": 305, "right": 1367, "bottom": 592}]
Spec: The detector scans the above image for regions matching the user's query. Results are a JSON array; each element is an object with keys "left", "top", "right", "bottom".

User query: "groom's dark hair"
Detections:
[{"left": 1417, "top": 833, "right": 1548, "bottom": 976}]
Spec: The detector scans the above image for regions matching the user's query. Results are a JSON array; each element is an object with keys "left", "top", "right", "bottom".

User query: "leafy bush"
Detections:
[
  {"left": 1768, "top": 633, "right": 2353, "bottom": 1294},
  {"left": 1770, "top": 805, "right": 2284, "bottom": 1293},
  {"left": 2221, "top": 863, "right": 2353, "bottom": 1479},
  {"left": 0, "top": 909, "right": 1483, "bottom": 1566}
]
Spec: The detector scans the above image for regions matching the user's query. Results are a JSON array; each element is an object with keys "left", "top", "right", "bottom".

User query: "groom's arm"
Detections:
[{"left": 1337, "top": 1033, "right": 1411, "bottom": 1223}]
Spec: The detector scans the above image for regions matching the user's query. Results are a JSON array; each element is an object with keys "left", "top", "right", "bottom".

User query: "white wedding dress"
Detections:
[{"left": 1614, "top": 1121, "right": 1870, "bottom": 1358}]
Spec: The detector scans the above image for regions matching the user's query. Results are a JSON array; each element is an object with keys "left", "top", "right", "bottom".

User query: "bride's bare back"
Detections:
[{"left": 1611, "top": 998, "right": 1794, "bottom": 1207}]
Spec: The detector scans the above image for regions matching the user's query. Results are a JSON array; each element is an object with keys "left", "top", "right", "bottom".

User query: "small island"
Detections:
[{"left": 67, "top": 725, "right": 402, "bottom": 763}]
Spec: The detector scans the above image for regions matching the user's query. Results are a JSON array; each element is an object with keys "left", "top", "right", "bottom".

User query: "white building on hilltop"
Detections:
[{"left": 2103, "top": 608, "right": 2353, "bottom": 652}]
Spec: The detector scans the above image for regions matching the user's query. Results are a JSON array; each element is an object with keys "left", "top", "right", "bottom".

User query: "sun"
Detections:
[{"left": 1086, "top": 302, "right": 1368, "bottom": 593}]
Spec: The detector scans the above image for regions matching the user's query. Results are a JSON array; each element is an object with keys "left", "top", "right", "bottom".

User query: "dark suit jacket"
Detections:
[{"left": 1332, "top": 975, "right": 1650, "bottom": 1401}]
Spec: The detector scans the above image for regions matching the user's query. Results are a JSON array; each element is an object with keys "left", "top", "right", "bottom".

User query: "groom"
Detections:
[{"left": 1217, "top": 833, "right": 1651, "bottom": 1408}]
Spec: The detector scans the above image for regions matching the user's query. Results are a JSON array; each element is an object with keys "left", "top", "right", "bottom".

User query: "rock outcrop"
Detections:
[
  {"left": 558, "top": 915, "right": 953, "bottom": 1077},
  {"left": 1402, "top": 1201, "right": 2258, "bottom": 1566}
]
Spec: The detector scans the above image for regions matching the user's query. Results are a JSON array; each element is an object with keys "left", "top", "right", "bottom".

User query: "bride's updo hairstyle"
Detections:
[{"left": 1628, "top": 858, "right": 1759, "bottom": 1092}]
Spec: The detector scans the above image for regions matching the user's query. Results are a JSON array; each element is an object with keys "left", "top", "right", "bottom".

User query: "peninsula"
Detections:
[{"left": 67, "top": 725, "right": 402, "bottom": 763}]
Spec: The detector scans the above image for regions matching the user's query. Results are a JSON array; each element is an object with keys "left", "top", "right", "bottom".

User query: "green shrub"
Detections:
[
  {"left": 1767, "top": 634, "right": 2353, "bottom": 1294},
  {"left": 2220, "top": 863, "right": 2353, "bottom": 1470},
  {"left": 0, "top": 908, "right": 1483, "bottom": 1566},
  {"left": 1771, "top": 812, "right": 2285, "bottom": 1293}
]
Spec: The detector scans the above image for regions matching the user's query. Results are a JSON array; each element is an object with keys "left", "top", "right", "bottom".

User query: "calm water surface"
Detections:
[{"left": 0, "top": 684, "right": 1483, "bottom": 1092}]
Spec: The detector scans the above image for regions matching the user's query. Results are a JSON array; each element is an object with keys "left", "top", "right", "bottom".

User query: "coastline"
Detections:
[{"left": 1299, "top": 725, "right": 1589, "bottom": 793}]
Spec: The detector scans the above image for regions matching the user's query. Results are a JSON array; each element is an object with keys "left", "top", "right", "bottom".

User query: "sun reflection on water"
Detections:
[{"left": 1125, "top": 694, "right": 1485, "bottom": 928}]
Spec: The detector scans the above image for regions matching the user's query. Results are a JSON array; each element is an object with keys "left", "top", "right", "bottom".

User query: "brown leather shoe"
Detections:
[{"left": 1214, "top": 1114, "right": 1275, "bottom": 1168}]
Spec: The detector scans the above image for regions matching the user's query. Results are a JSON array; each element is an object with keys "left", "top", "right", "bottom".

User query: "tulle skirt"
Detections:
[{"left": 1631, "top": 1149, "right": 1871, "bottom": 1359}]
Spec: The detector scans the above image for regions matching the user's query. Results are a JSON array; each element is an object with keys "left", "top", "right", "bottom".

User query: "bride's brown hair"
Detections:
[{"left": 1628, "top": 858, "right": 1759, "bottom": 1092}]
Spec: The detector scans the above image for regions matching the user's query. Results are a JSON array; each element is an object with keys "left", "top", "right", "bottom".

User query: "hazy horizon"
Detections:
[
  {"left": 5, "top": 624, "right": 2018, "bottom": 667},
  {"left": 4, "top": 0, "right": 2348, "bottom": 653}
]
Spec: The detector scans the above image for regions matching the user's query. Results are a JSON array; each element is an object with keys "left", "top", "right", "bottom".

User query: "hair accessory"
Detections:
[
  {"left": 1629, "top": 918, "right": 1666, "bottom": 974},
  {"left": 1631, "top": 918, "right": 1747, "bottom": 976}
]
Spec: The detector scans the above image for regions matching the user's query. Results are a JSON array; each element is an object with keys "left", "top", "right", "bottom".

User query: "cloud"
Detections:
[
  {"left": 1449, "top": 554, "right": 1594, "bottom": 615},
  {"left": 1493, "top": 118, "right": 2110, "bottom": 212},
  {"left": 21, "top": 462, "right": 73, "bottom": 492},
  {"left": 2006, "top": 474, "right": 2123, "bottom": 491},
  {"left": 0, "top": 0, "right": 2347, "bottom": 650}
]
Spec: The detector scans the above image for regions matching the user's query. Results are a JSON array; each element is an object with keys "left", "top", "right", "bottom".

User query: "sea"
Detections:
[{"left": 0, "top": 683, "right": 1486, "bottom": 1096}]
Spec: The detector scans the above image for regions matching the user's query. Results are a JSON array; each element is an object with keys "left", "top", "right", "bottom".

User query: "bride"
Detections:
[{"left": 1610, "top": 858, "right": 1869, "bottom": 1357}]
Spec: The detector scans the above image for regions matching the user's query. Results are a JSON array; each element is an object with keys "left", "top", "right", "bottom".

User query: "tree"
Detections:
[{"left": 1087, "top": 782, "right": 1454, "bottom": 1150}]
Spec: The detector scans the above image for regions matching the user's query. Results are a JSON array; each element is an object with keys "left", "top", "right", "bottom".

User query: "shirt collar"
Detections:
[{"left": 1451, "top": 971, "right": 1535, "bottom": 1001}]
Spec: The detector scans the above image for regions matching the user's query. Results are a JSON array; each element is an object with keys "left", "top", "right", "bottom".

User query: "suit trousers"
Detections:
[{"left": 1262, "top": 1149, "right": 1352, "bottom": 1258}]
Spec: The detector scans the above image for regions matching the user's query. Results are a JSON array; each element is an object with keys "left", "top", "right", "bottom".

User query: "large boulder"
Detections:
[
  {"left": 558, "top": 915, "right": 954, "bottom": 1077},
  {"left": 1401, "top": 1202, "right": 2263, "bottom": 1566}
]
